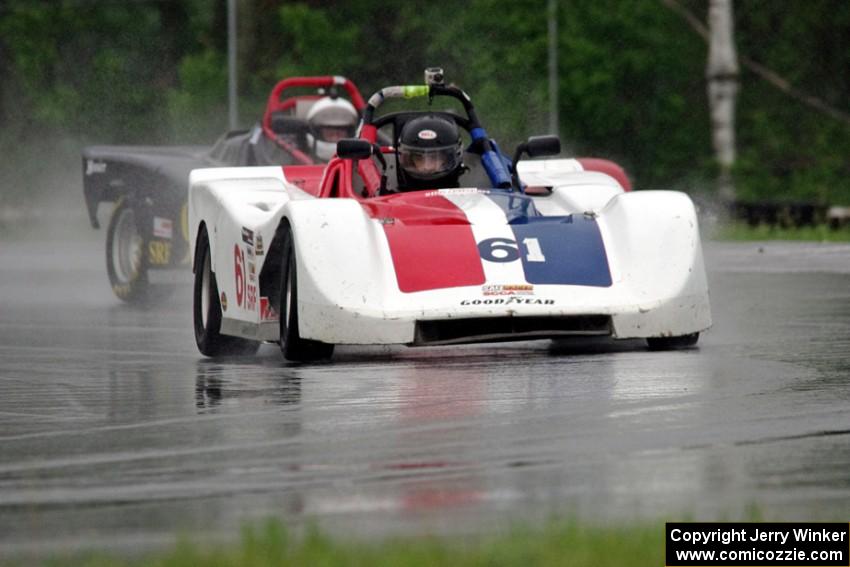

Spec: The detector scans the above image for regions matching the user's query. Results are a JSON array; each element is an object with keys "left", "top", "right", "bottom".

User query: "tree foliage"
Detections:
[
  {"left": 732, "top": 0, "right": 850, "bottom": 204},
  {"left": 1, "top": 0, "right": 848, "bottom": 205}
]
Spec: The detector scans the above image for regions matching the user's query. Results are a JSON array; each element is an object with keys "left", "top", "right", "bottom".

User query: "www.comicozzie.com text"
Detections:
[{"left": 670, "top": 527, "right": 847, "bottom": 546}]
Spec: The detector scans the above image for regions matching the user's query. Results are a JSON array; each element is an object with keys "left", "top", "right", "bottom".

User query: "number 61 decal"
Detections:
[
  {"left": 234, "top": 244, "right": 245, "bottom": 306},
  {"left": 478, "top": 237, "right": 546, "bottom": 263}
]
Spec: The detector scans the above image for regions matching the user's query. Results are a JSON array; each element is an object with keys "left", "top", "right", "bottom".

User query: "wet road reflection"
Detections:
[{"left": 1, "top": 237, "right": 849, "bottom": 557}]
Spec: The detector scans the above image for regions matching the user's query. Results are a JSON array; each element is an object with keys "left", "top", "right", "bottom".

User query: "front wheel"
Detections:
[
  {"left": 193, "top": 225, "right": 259, "bottom": 357},
  {"left": 105, "top": 200, "right": 148, "bottom": 302},
  {"left": 279, "top": 225, "right": 334, "bottom": 362},
  {"left": 646, "top": 333, "right": 699, "bottom": 351}
]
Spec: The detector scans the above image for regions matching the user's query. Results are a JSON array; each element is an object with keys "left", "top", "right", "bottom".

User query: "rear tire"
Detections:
[
  {"left": 105, "top": 200, "right": 148, "bottom": 302},
  {"left": 279, "top": 225, "right": 334, "bottom": 362},
  {"left": 646, "top": 333, "right": 699, "bottom": 351},
  {"left": 193, "top": 225, "right": 259, "bottom": 357}
]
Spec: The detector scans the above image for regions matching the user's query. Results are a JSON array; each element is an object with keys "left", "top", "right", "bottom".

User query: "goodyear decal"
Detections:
[{"left": 461, "top": 297, "right": 554, "bottom": 306}]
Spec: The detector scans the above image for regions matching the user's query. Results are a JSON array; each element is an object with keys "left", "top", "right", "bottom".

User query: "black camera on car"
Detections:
[{"left": 425, "top": 67, "right": 445, "bottom": 86}]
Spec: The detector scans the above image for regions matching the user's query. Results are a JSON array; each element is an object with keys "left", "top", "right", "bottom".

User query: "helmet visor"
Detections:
[
  {"left": 399, "top": 144, "right": 460, "bottom": 180},
  {"left": 316, "top": 125, "right": 356, "bottom": 143}
]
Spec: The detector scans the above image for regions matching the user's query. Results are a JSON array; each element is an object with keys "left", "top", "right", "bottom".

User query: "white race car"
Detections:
[{"left": 189, "top": 76, "right": 711, "bottom": 361}]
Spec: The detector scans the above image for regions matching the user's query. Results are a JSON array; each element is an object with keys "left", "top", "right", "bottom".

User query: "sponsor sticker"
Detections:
[
  {"left": 255, "top": 234, "right": 264, "bottom": 256},
  {"left": 248, "top": 261, "right": 256, "bottom": 281},
  {"left": 85, "top": 160, "right": 107, "bottom": 175},
  {"left": 461, "top": 297, "right": 554, "bottom": 306},
  {"left": 148, "top": 240, "right": 171, "bottom": 265},
  {"left": 482, "top": 284, "right": 534, "bottom": 296},
  {"left": 423, "top": 188, "right": 484, "bottom": 197},
  {"left": 260, "top": 297, "right": 279, "bottom": 322},
  {"left": 245, "top": 282, "right": 257, "bottom": 311},
  {"left": 153, "top": 216, "right": 173, "bottom": 239},
  {"left": 417, "top": 129, "right": 437, "bottom": 140},
  {"left": 241, "top": 227, "right": 254, "bottom": 246}
]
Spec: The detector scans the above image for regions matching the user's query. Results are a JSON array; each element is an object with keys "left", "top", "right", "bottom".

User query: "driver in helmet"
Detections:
[
  {"left": 397, "top": 115, "right": 464, "bottom": 191},
  {"left": 306, "top": 96, "right": 359, "bottom": 161}
]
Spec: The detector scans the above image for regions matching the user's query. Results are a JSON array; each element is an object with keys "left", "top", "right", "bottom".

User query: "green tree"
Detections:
[
  {"left": 733, "top": 0, "right": 850, "bottom": 204},
  {"left": 2, "top": 0, "right": 850, "bottom": 207}
]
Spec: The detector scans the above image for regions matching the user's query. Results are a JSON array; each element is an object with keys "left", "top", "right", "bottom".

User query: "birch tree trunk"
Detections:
[{"left": 706, "top": 0, "right": 739, "bottom": 201}]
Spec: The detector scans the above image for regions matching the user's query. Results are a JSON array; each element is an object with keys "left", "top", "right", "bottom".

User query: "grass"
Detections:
[
  {"left": 11, "top": 520, "right": 664, "bottom": 567},
  {"left": 713, "top": 222, "right": 850, "bottom": 242}
]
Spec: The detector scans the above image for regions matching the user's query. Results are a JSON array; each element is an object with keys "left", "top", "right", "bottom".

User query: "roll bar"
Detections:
[
  {"left": 261, "top": 75, "right": 366, "bottom": 146},
  {"left": 359, "top": 84, "right": 512, "bottom": 189}
]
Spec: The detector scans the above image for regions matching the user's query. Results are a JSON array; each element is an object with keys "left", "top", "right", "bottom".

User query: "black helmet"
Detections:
[{"left": 397, "top": 115, "right": 463, "bottom": 189}]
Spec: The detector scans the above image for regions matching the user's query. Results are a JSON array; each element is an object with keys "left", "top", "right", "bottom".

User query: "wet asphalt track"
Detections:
[{"left": 1, "top": 226, "right": 849, "bottom": 557}]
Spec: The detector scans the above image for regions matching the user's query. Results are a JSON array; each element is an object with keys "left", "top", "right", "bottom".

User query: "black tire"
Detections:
[
  {"left": 193, "top": 225, "right": 260, "bottom": 357},
  {"left": 646, "top": 332, "right": 699, "bottom": 351},
  {"left": 105, "top": 199, "right": 149, "bottom": 302},
  {"left": 279, "top": 225, "right": 334, "bottom": 362}
]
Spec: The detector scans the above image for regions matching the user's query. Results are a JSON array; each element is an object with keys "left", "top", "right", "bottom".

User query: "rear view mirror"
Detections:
[
  {"left": 511, "top": 135, "right": 561, "bottom": 191},
  {"left": 336, "top": 139, "right": 390, "bottom": 195},
  {"left": 336, "top": 138, "right": 373, "bottom": 160},
  {"left": 524, "top": 135, "right": 561, "bottom": 158}
]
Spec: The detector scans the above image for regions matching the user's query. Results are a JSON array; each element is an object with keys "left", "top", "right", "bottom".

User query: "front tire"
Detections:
[
  {"left": 646, "top": 333, "right": 699, "bottom": 351},
  {"left": 279, "top": 225, "right": 334, "bottom": 362},
  {"left": 105, "top": 199, "right": 148, "bottom": 302},
  {"left": 193, "top": 225, "right": 259, "bottom": 357}
]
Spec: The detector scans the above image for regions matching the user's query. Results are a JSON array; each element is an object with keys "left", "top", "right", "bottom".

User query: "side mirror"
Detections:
[
  {"left": 524, "top": 135, "right": 561, "bottom": 158},
  {"left": 511, "top": 135, "right": 561, "bottom": 191},
  {"left": 336, "top": 138, "right": 374, "bottom": 160},
  {"left": 270, "top": 113, "right": 309, "bottom": 136},
  {"left": 336, "top": 139, "right": 389, "bottom": 195}
]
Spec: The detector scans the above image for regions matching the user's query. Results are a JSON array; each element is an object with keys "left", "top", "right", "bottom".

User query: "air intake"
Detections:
[{"left": 413, "top": 315, "right": 611, "bottom": 345}]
